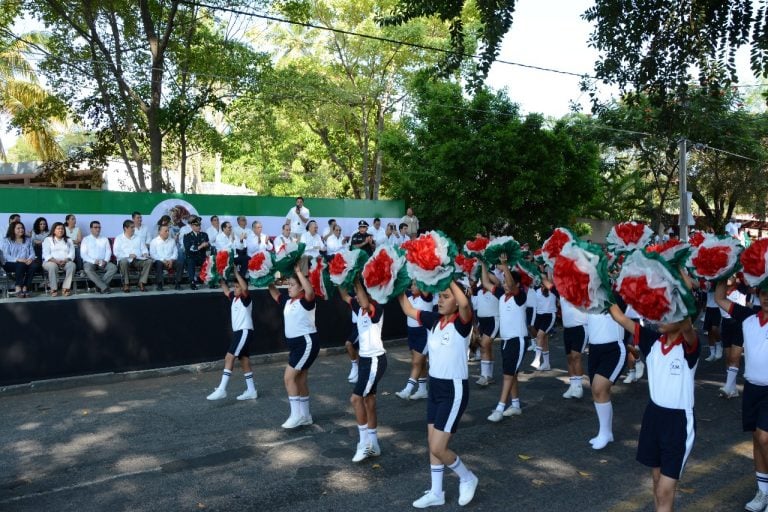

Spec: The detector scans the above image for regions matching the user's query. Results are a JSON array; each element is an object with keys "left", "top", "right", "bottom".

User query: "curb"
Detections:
[{"left": 0, "top": 338, "right": 408, "bottom": 396}]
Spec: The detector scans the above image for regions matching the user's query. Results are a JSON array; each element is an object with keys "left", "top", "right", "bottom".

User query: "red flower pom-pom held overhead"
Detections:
[
  {"left": 463, "top": 236, "right": 490, "bottom": 258},
  {"left": 329, "top": 252, "right": 348, "bottom": 277},
  {"left": 362, "top": 248, "right": 394, "bottom": 288},
  {"left": 687, "top": 235, "right": 743, "bottom": 281},
  {"left": 402, "top": 235, "right": 441, "bottom": 271},
  {"left": 741, "top": 238, "right": 768, "bottom": 290},
  {"left": 216, "top": 250, "right": 231, "bottom": 275},
  {"left": 362, "top": 245, "right": 410, "bottom": 304},
  {"left": 402, "top": 231, "right": 458, "bottom": 294},
  {"left": 606, "top": 221, "right": 653, "bottom": 254},
  {"left": 554, "top": 256, "right": 592, "bottom": 308},
  {"left": 553, "top": 240, "right": 613, "bottom": 314},
  {"left": 620, "top": 275, "right": 671, "bottom": 321},
  {"left": 688, "top": 230, "right": 706, "bottom": 247},
  {"left": 541, "top": 227, "right": 574, "bottom": 267},
  {"left": 248, "top": 252, "right": 266, "bottom": 272}
]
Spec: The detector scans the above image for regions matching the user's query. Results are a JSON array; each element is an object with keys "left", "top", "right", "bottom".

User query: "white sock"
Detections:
[
  {"left": 542, "top": 351, "right": 550, "bottom": 366},
  {"left": 708, "top": 345, "right": 716, "bottom": 355},
  {"left": 495, "top": 401, "right": 505, "bottom": 412},
  {"left": 481, "top": 360, "right": 492, "bottom": 378},
  {"left": 417, "top": 377, "right": 427, "bottom": 391},
  {"left": 218, "top": 369, "right": 231, "bottom": 390},
  {"left": 358, "top": 424, "right": 368, "bottom": 445},
  {"left": 430, "top": 464, "right": 445, "bottom": 495},
  {"left": 570, "top": 376, "right": 581, "bottom": 388},
  {"left": 404, "top": 379, "right": 417, "bottom": 393},
  {"left": 299, "top": 396, "right": 310, "bottom": 417},
  {"left": 533, "top": 347, "right": 541, "bottom": 361},
  {"left": 627, "top": 369, "right": 636, "bottom": 378},
  {"left": 367, "top": 427, "right": 378, "bottom": 444},
  {"left": 289, "top": 396, "right": 300, "bottom": 417},
  {"left": 244, "top": 372, "right": 255, "bottom": 392},
  {"left": 757, "top": 472, "right": 768, "bottom": 493},
  {"left": 510, "top": 398, "right": 520, "bottom": 409},
  {"left": 595, "top": 401, "right": 613, "bottom": 438},
  {"left": 448, "top": 456, "right": 474, "bottom": 482},
  {"left": 351, "top": 359, "right": 359, "bottom": 370},
  {"left": 475, "top": 348, "right": 482, "bottom": 360},
  {"left": 726, "top": 367, "right": 738, "bottom": 389}
]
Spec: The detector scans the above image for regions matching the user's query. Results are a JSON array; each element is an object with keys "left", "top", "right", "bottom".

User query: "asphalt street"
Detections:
[{"left": 0, "top": 329, "right": 754, "bottom": 512}]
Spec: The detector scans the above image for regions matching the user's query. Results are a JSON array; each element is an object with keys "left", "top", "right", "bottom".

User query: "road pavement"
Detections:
[{"left": 0, "top": 331, "right": 753, "bottom": 511}]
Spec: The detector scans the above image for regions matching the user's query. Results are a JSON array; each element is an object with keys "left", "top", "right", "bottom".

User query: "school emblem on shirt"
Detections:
[
  {"left": 360, "top": 315, "right": 371, "bottom": 331},
  {"left": 669, "top": 359, "right": 682, "bottom": 376},
  {"left": 440, "top": 331, "right": 451, "bottom": 345}
]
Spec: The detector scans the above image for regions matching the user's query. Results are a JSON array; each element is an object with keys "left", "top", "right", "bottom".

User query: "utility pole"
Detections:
[{"left": 678, "top": 138, "right": 688, "bottom": 242}]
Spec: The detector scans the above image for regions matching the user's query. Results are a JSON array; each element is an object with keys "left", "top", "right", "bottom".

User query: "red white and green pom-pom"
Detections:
[
  {"left": 329, "top": 248, "right": 369, "bottom": 291},
  {"left": 687, "top": 235, "right": 743, "bottom": 281},
  {"left": 454, "top": 253, "right": 481, "bottom": 280},
  {"left": 688, "top": 230, "right": 706, "bottom": 247},
  {"left": 541, "top": 227, "right": 576, "bottom": 268},
  {"left": 606, "top": 221, "right": 653, "bottom": 254},
  {"left": 553, "top": 240, "right": 613, "bottom": 314},
  {"left": 199, "top": 249, "right": 236, "bottom": 285},
  {"left": 741, "top": 238, "right": 768, "bottom": 290},
  {"left": 463, "top": 236, "right": 490, "bottom": 259},
  {"left": 199, "top": 255, "right": 216, "bottom": 285},
  {"left": 274, "top": 240, "right": 305, "bottom": 277},
  {"left": 247, "top": 250, "right": 276, "bottom": 288},
  {"left": 616, "top": 250, "right": 697, "bottom": 323},
  {"left": 402, "top": 230, "right": 458, "bottom": 294},
  {"left": 362, "top": 245, "right": 410, "bottom": 304},
  {"left": 533, "top": 248, "right": 545, "bottom": 265},
  {"left": 308, "top": 256, "right": 335, "bottom": 299},
  {"left": 646, "top": 239, "right": 691, "bottom": 268},
  {"left": 607, "top": 252, "right": 626, "bottom": 273},
  {"left": 484, "top": 236, "right": 522, "bottom": 266},
  {"left": 515, "top": 259, "right": 541, "bottom": 288}
]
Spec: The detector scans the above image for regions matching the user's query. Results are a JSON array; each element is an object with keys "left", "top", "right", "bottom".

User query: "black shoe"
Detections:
[
  {"left": 191, "top": 283, "right": 198, "bottom": 290},
  {"left": 156, "top": 285, "right": 164, "bottom": 291},
  {"left": 174, "top": 283, "right": 181, "bottom": 291}
]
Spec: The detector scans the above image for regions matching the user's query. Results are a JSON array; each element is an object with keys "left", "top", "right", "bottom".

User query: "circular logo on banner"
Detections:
[{"left": 149, "top": 199, "right": 199, "bottom": 227}]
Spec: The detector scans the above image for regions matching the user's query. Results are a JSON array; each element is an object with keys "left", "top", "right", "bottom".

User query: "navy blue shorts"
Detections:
[
  {"left": 636, "top": 401, "right": 695, "bottom": 480},
  {"left": 703, "top": 307, "right": 721, "bottom": 331},
  {"left": 526, "top": 307, "right": 534, "bottom": 326},
  {"left": 534, "top": 313, "right": 555, "bottom": 334},
  {"left": 721, "top": 318, "right": 743, "bottom": 348},
  {"left": 346, "top": 324, "right": 359, "bottom": 346},
  {"left": 227, "top": 330, "right": 253, "bottom": 358},
  {"left": 588, "top": 341, "right": 626, "bottom": 384},
  {"left": 743, "top": 381, "right": 768, "bottom": 432},
  {"left": 563, "top": 326, "right": 587, "bottom": 354},
  {"left": 353, "top": 354, "right": 387, "bottom": 397},
  {"left": 427, "top": 377, "right": 469, "bottom": 434},
  {"left": 501, "top": 337, "right": 524, "bottom": 376},
  {"left": 408, "top": 326, "right": 428, "bottom": 354},
  {"left": 477, "top": 316, "right": 499, "bottom": 338},
  {"left": 287, "top": 332, "right": 320, "bottom": 371}
]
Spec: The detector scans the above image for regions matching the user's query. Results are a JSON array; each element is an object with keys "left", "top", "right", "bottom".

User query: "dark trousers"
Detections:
[
  {"left": 186, "top": 256, "right": 205, "bottom": 284},
  {"left": 3, "top": 261, "right": 40, "bottom": 288},
  {"left": 153, "top": 260, "right": 182, "bottom": 285}
]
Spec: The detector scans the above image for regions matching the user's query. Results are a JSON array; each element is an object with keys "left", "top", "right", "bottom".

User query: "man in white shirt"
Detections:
[
  {"left": 131, "top": 211, "right": 152, "bottom": 251},
  {"left": 233, "top": 216, "right": 250, "bottom": 276},
  {"left": 725, "top": 218, "right": 741, "bottom": 239},
  {"left": 150, "top": 224, "right": 182, "bottom": 291},
  {"left": 286, "top": 196, "right": 310, "bottom": 240},
  {"left": 246, "top": 221, "right": 273, "bottom": 257},
  {"left": 400, "top": 207, "right": 419, "bottom": 240},
  {"left": 80, "top": 220, "right": 117, "bottom": 294},
  {"left": 369, "top": 218, "right": 389, "bottom": 247},
  {"left": 113, "top": 219, "right": 152, "bottom": 292}
]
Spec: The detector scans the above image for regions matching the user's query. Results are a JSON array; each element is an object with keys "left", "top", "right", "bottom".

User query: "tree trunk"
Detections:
[
  {"left": 179, "top": 125, "right": 187, "bottom": 194},
  {"left": 372, "top": 102, "right": 385, "bottom": 200}
]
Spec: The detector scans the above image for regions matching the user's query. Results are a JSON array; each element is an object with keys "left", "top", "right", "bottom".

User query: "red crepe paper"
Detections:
[
  {"left": 362, "top": 249, "right": 394, "bottom": 288},
  {"left": 248, "top": 252, "right": 266, "bottom": 271},
  {"left": 402, "top": 236, "right": 441, "bottom": 271},
  {"left": 620, "top": 275, "right": 671, "bottom": 321},
  {"left": 455, "top": 254, "right": 478, "bottom": 274},
  {"left": 689, "top": 231, "right": 705, "bottom": 247},
  {"left": 614, "top": 222, "right": 648, "bottom": 245},
  {"left": 534, "top": 249, "right": 542, "bottom": 258},
  {"left": 647, "top": 239, "right": 681, "bottom": 254},
  {"left": 741, "top": 238, "right": 768, "bottom": 277},
  {"left": 515, "top": 264, "right": 533, "bottom": 287},
  {"left": 542, "top": 229, "right": 571, "bottom": 260},
  {"left": 329, "top": 253, "right": 347, "bottom": 277},
  {"left": 692, "top": 246, "right": 730, "bottom": 277},
  {"left": 216, "top": 251, "right": 230, "bottom": 275},
  {"left": 465, "top": 236, "right": 490, "bottom": 252},
  {"left": 553, "top": 256, "right": 591, "bottom": 308}
]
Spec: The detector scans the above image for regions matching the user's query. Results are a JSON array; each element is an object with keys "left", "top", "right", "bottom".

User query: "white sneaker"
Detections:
[
  {"left": 395, "top": 388, "right": 413, "bottom": 399},
  {"left": 206, "top": 388, "right": 227, "bottom": 400},
  {"left": 458, "top": 474, "right": 479, "bottom": 506},
  {"left": 368, "top": 440, "right": 381, "bottom": 457},
  {"left": 299, "top": 415, "right": 313, "bottom": 426},
  {"left": 352, "top": 442, "right": 370, "bottom": 462},
  {"left": 705, "top": 352, "right": 717, "bottom": 362},
  {"left": 527, "top": 344, "right": 537, "bottom": 352},
  {"left": 530, "top": 358, "right": 541, "bottom": 369},
  {"left": 413, "top": 491, "right": 445, "bottom": 508},
  {"left": 720, "top": 387, "right": 740, "bottom": 399},
  {"left": 745, "top": 489, "right": 768, "bottom": 512},
  {"left": 236, "top": 389, "right": 258, "bottom": 400},
  {"left": 475, "top": 375, "right": 493, "bottom": 386},
  {"left": 347, "top": 365, "right": 358, "bottom": 383},
  {"left": 591, "top": 434, "right": 614, "bottom": 450},
  {"left": 282, "top": 415, "right": 304, "bottom": 429},
  {"left": 635, "top": 360, "right": 645, "bottom": 380},
  {"left": 410, "top": 388, "right": 428, "bottom": 400},
  {"left": 570, "top": 385, "right": 583, "bottom": 399},
  {"left": 503, "top": 405, "right": 522, "bottom": 416},
  {"left": 538, "top": 362, "right": 551, "bottom": 371},
  {"left": 487, "top": 410, "right": 504, "bottom": 422},
  {"left": 563, "top": 386, "right": 574, "bottom": 399},
  {"left": 623, "top": 372, "right": 637, "bottom": 384},
  {"left": 715, "top": 344, "right": 723, "bottom": 359}
]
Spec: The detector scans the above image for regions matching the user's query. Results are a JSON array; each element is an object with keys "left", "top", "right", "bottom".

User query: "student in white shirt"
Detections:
[
  {"left": 113, "top": 219, "right": 152, "bottom": 292},
  {"left": 395, "top": 282, "right": 434, "bottom": 400},
  {"left": 399, "top": 281, "right": 479, "bottom": 508},
  {"left": 530, "top": 276, "right": 558, "bottom": 371},
  {"left": 475, "top": 262, "right": 501, "bottom": 386},
  {"left": 149, "top": 224, "right": 182, "bottom": 291},
  {"left": 80, "top": 220, "right": 117, "bottom": 294}
]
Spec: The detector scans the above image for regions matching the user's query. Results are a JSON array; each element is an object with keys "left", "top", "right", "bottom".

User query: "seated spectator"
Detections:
[
  {"left": 183, "top": 217, "right": 209, "bottom": 290},
  {"left": 325, "top": 223, "right": 346, "bottom": 259},
  {"left": 150, "top": 224, "right": 182, "bottom": 291},
  {"left": 232, "top": 216, "right": 250, "bottom": 276},
  {"left": 5, "top": 214, "right": 20, "bottom": 236},
  {"left": 31, "top": 216, "right": 49, "bottom": 262},
  {"left": 80, "top": 220, "right": 117, "bottom": 294},
  {"left": 65, "top": 214, "right": 84, "bottom": 271},
  {"left": 369, "top": 218, "right": 388, "bottom": 246},
  {"left": 42, "top": 221, "right": 76, "bottom": 297},
  {"left": 321, "top": 218, "right": 338, "bottom": 242},
  {"left": 206, "top": 215, "right": 220, "bottom": 254},
  {"left": 132, "top": 211, "right": 152, "bottom": 250},
  {"left": 274, "top": 223, "right": 292, "bottom": 254},
  {"left": 390, "top": 222, "right": 409, "bottom": 246},
  {"left": 301, "top": 220, "right": 325, "bottom": 258},
  {"left": 215, "top": 221, "right": 243, "bottom": 252},
  {"left": 113, "top": 219, "right": 152, "bottom": 292},
  {"left": 1, "top": 221, "right": 38, "bottom": 298},
  {"left": 246, "top": 220, "right": 273, "bottom": 256}
]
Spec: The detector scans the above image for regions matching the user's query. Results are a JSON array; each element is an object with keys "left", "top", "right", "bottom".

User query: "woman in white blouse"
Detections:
[
  {"left": 65, "top": 214, "right": 83, "bottom": 270},
  {"left": 42, "top": 222, "right": 76, "bottom": 296},
  {"left": 300, "top": 220, "right": 325, "bottom": 258}
]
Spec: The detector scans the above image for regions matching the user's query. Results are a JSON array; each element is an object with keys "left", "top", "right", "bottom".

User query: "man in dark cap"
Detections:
[
  {"left": 350, "top": 220, "right": 375, "bottom": 256},
  {"left": 183, "top": 216, "right": 210, "bottom": 290}
]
